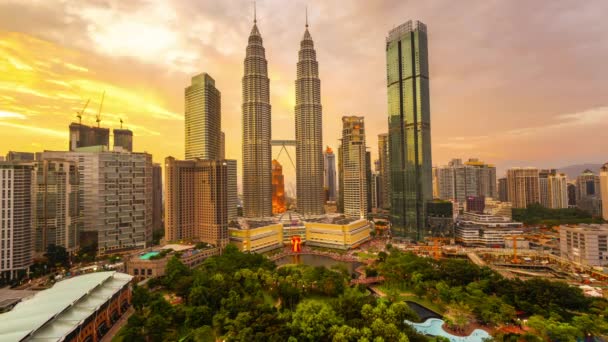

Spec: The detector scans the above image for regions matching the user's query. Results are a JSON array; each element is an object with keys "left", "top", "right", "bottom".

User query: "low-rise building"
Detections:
[
  {"left": 305, "top": 216, "right": 371, "bottom": 250},
  {"left": 229, "top": 219, "right": 284, "bottom": 253},
  {"left": 455, "top": 212, "right": 524, "bottom": 247},
  {"left": 276, "top": 211, "right": 306, "bottom": 244},
  {"left": 0, "top": 272, "right": 132, "bottom": 342},
  {"left": 124, "top": 244, "right": 220, "bottom": 280},
  {"left": 560, "top": 224, "right": 608, "bottom": 266},
  {"left": 484, "top": 198, "right": 513, "bottom": 219}
]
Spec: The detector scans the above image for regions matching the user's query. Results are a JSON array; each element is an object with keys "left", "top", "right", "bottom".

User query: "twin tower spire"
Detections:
[{"left": 242, "top": 5, "right": 324, "bottom": 218}]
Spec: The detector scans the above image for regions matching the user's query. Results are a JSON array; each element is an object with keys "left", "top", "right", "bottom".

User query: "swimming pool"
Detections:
[
  {"left": 405, "top": 318, "right": 491, "bottom": 342},
  {"left": 139, "top": 251, "right": 160, "bottom": 260}
]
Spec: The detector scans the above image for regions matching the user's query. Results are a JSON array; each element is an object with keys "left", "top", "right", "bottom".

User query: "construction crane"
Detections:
[
  {"left": 508, "top": 234, "right": 543, "bottom": 264},
  {"left": 75, "top": 99, "right": 90, "bottom": 124},
  {"left": 417, "top": 237, "right": 452, "bottom": 260},
  {"left": 96, "top": 91, "right": 105, "bottom": 128}
]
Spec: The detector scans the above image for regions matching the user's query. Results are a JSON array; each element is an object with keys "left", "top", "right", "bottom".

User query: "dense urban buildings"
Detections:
[
  {"left": 323, "top": 146, "right": 337, "bottom": 202},
  {"left": 272, "top": 159, "right": 286, "bottom": 214},
  {"left": 242, "top": 15, "right": 272, "bottom": 218},
  {"left": 377, "top": 133, "right": 390, "bottom": 209},
  {"left": 152, "top": 163, "right": 163, "bottom": 235},
  {"left": 41, "top": 149, "right": 154, "bottom": 254},
  {"left": 33, "top": 159, "right": 80, "bottom": 254},
  {"left": 386, "top": 20, "right": 433, "bottom": 240},
  {"left": 125, "top": 244, "right": 219, "bottom": 280},
  {"left": 185, "top": 73, "right": 221, "bottom": 160},
  {"left": 229, "top": 219, "right": 284, "bottom": 253},
  {"left": 339, "top": 116, "right": 368, "bottom": 219},
  {"left": 568, "top": 183, "right": 577, "bottom": 207},
  {"left": 601, "top": 163, "right": 608, "bottom": 220},
  {"left": 164, "top": 157, "right": 230, "bottom": 247},
  {"left": 0, "top": 162, "right": 34, "bottom": 280},
  {"left": 560, "top": 224, "right": 608, "bottom": 266},
  {"left": 365, "top": 151, "right": 373, "bottom": 215},
  {"left": 295, "top": 19, "right": 324, "bottom": 216},
  {"left": 539, "top": 169, "right": 556, "bottom": 208},
  {"left": 506, "top": 167, "right": 540, "bottom": 209},
  {"left": 435, "top": 158, "right": 496, "bottom": 204}
]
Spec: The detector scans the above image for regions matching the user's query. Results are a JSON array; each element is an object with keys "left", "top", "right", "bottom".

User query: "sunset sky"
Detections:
[{"left": 1, "top": 0, "right": 607, "bottom": 192}]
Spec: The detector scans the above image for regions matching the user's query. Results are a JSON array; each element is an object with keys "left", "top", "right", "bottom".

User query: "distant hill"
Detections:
[{"left": 557, "top": 163, "right": 603, "bottom": 180}]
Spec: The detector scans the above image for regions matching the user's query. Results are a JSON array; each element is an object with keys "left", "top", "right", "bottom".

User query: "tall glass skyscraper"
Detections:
[
  {"left": 185, "top": 73, "right": 221, "bottom": 160},
  {"left": 386, "top": 20, "right": 433, "bottom": 240},
  {"left": 242, "top": 14, "right": 272, "bottom": 218},
  {"left": 295, "top": 19, "right": 324, "bottom": 215}
]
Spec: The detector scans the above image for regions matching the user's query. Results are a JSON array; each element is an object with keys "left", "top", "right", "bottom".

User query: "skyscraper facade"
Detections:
[
  {"left": 386, "top": 20, "right": 433, "bottom": 240},
  {"left": 548, "top": 172, "right": 569, "bottom": 209},
  {"left": 113, "top": 128, "right": 133, "bottom": 152},
  {"left": 41, "top": 150, "right": 153, "bottom": 254},
  {"left": 377, "top": 133, "right": 390, "bottom": 209},
  {"left": 33, "top": 159, "right": 80, "bottom": 254},
  {"left": 0, "top": 162, "right": 34, "bottom": 280},
  {"left": 576, "top": 169, "right": 602, "bottom": 216},
  {"left": 465, "top": 158, "right": 496, "bottom": 199},
  {"left": 600, "top": 163, "right": 608, "bottom": 220},
  {"left": 164, "top": 157, "right": 230, "bottom": 246},
  {"left": 340, "top": 116, "right": 368, "bottom": 219},
  {"left": 436, "top": 159, "right": 477, "bottom": 204},
  {"left": 506, "top": 168, "right": 540, "bottom": 209},
  {"left": 538, "top": 169, "right": 557, "bottom": 208},
  {"left": 323, "top": 146, "right": 337, "bottom": 202},
  {"left": 295, "top": 20, "right": 324, "bottom": 215},
  {"left": 69, "top": 123, "right": 110, "bottom": 151},
  {"left": 498, "top": 177, "right": 508, "bottom": 202},
  {"left": 152, "top": 163, "right": 163, "bottom": 234},
  {"left": 242, "top": 17, "right": 272, "bottom": 218},
  {"left": 272, "top": 159, "right": 286, "bottom": 214},
  {"left": 185, "top": 73, "right": 221, "bottom": 160}
]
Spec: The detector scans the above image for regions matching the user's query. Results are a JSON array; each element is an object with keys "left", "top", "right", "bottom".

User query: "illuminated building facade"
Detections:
[{"left": 272, "top": 159, "right": 286, "bottom": 214}]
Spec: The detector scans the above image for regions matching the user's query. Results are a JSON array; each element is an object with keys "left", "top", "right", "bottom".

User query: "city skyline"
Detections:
[{"left": 1, "top": 1, "right": 608, "bottom": 189}]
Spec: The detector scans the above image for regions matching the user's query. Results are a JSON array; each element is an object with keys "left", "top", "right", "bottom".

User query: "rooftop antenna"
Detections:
[
  {"left": 76, "top": 98, "right": 90, "bottom": 125},
  {"left": 253, "top": 0, "right": 256, "bottom": 23},
  {"left": 306, "top": 6, "right": 308, "bottom": 28},
  {"left": 96, "top": 91, "right": 105, "bottom": 128},
  {"left": 119, "top": 118, "right": 123, "bottom": 129}
]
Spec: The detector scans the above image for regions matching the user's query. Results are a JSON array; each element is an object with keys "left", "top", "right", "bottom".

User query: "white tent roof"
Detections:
[{"left": 0, "top": 271, "right": 132, "bottom": 342}]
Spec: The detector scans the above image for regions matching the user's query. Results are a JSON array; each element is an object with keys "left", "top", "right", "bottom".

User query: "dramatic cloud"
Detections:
[{"left": 0, "top": 0, "right": 607, "bottom": 185}]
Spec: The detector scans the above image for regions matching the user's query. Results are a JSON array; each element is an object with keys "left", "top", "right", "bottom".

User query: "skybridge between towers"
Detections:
[{"left": 271, "top": 140, "right": 296, "bottom": 169}]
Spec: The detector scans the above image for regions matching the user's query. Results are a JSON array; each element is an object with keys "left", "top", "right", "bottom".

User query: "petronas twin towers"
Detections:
[{"left": 242, "top": 10, "right": 324, "bottom": 218}]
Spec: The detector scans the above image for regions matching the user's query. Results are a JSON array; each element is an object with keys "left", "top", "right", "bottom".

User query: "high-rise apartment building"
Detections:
[
  {"left": 113, "top": 128, "right": 133, "bottom": 152},
  {"left": 539, "top": 169, "right": 556, "bottom": 208},
  {"left": 567, "top": 183, "right": 577, "bottom": 207},
  {"left": 386, "top": 20, "right": 433, "bottom": 240},
  {"left": 69, "top": 123, "right": 110, "bottom": 151},
  {"left": 506, "top": 168, "right": 540, "bottom": 209},
  {"left": 0, "top": 162, "right": 34, "bottom": 280},
  {"left": 219, "top": 131, "right": 226, "bottom": 160},
  {"left": 377, "top": 133, "right": 390, "bottom": 209},
  {"left": 33, "top": 159, "right": 80, "bottom": 254},
  {"left": 226, "top": 160, "right": 237, "bottom": 221},
  {"left": 164, "top": 157, "right": 230, "bottom": 246},
  {"left": 576, "top": 169, "right": 600, "bottom": 201},
  {"left": 547, "top": 172, "right": 568, "bottom": 209},
  {"left": 337, "top": 145, "right": 344, "bottom": 213},
  {"left": 41, "top": 150, "right": 153, "bottom": 254},
  {"left": 436, "top": 158, "right": 496, "bottom": 204},
  {"left": 576, "top": 169, "right": 602, "bottom": 216},
  {"left": 185, "top": 73, "right": 221, "bottom": 160},
  {"left": 242, "top": 15, "right": 272, "bottom": 218},
  {"left": 152, "top": 163, "right": 163, "bottom": 235},
  {"left": 465, "top": 159, "right": 496, "bottom": 199},
  {"left": 323, "top": 147, "right": 337, "bottom": 202},
  {"left": 295, "top": 19, "right": 324, "bottom": 215},
  {"left": 272, "top": 159, "right": 286, "bottom": 214},
  {"left": 365, "top": 151, "right": 372, "bottom": 215},
  {"left": 498, "top": 177, "right": 508, "bottom": 202},
  {"left": 601, "top": 163, "right": 608, "bottom": 220},
  {"left": 340, "top": 116, "right": 368, "bottom": 219}
]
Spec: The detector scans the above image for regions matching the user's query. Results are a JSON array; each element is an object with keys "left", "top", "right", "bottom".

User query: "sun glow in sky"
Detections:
[{"left": 1, "top": 0, "right": 607, "bottom": 191}]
